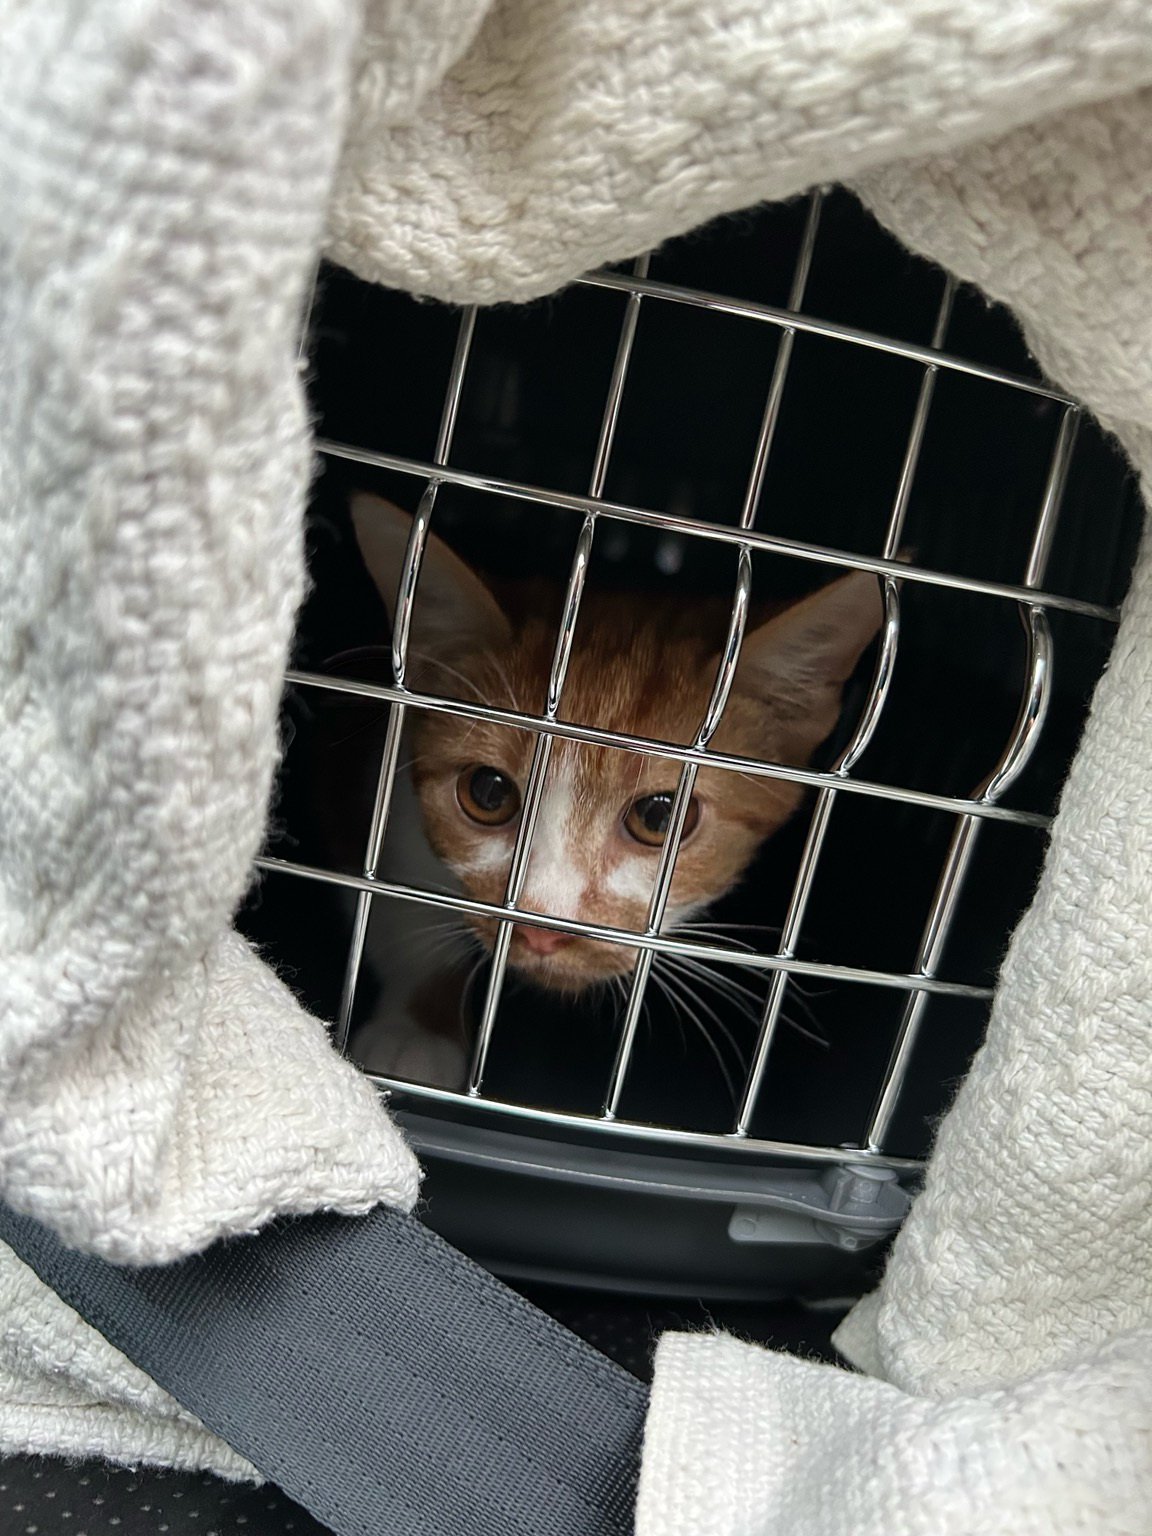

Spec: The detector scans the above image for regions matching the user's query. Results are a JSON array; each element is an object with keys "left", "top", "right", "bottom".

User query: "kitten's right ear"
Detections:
[{"left": 351, "top": 493, "right": 512, "bottom": 656}]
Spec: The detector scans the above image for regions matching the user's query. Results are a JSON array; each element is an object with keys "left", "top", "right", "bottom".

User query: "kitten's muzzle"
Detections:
[
  {"left": 505, "top": 922, "right": 639, "bottom": 993},
  {"left": 463, "top": 912, "right": 638, "bottom": 990},
  {"left": 511, "top": 922, "right": 571, "bottom": 957}
]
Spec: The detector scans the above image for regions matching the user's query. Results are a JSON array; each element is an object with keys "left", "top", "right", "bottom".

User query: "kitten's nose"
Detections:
[{"left": 513, "top": 922, "right": 571, "bottom": 955}]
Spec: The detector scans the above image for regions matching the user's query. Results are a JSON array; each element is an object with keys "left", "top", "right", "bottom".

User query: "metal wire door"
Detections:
[{"left": 242, "top": 187, "right": 1137, "bottom": 1289}]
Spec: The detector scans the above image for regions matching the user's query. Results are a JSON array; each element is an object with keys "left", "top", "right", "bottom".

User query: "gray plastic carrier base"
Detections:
[{"left": 397, "top": 1109, "right": 912, "bottom": 1301}]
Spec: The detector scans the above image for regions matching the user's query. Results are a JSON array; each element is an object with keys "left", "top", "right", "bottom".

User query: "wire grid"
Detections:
[{"left": 258, "top": 189, "right": 1112, "bottom": 1172}]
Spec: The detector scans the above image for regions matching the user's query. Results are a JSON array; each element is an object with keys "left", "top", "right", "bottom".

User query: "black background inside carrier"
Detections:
[{"left": 240, "top": 190, "right": 1138, "bottom": 1162}]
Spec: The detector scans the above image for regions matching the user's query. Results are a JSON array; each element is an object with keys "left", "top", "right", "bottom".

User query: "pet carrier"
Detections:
[{"left": 241, "top": 188, "right": 1138, "bottom": 1301}]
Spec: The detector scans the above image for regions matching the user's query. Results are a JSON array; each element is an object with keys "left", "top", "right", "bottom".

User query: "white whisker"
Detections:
[
  {"left": 667, "top": 950, "right": 830, "bottom": 1045},
  {"left": 647, "top": 968, "right": 689, "bottom": 1058},
  {"left": 458, "top": 951, "right": 489, "bottom": 1039},
  {"left": 674, "top": 920, "right": 781, "bottom": 935},
  {"left": 664, "top": 955, "right": 764, "bottom": 1016},
  {"left": 404, "top": 933, "right": 474, "bottom": 968},
  {"left": 773, "top": 999, "right": 829, "bottom": 1047},
  {"left": 659, "top": 964, "right": 748, "bottom": 1065},
  {"left": 675, "top": 931, "right": 757, "bottom": 954},
  {"left": 668, "top": 920, "right": 782, "bottom": 957},
  {"left": 485, "top": 653, "right": 520, "bottom": 711},
  {"left": 781, "top": 989, "right": 825, "bottom": 1032},
  {"left": 653, "top": 964, "right": 738, "bottom": 1098},
  {"left": 408, "top": 648, "right": 486, "bottom": 704}
]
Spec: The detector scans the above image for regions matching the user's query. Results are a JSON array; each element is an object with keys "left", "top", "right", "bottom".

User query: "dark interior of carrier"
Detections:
[{"left": 237, "top": 189, "right": 1139, "bottom": 1299}]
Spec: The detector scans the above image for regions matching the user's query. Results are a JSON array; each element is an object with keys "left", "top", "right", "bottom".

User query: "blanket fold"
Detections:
[
  {"left": 331, "top": 0, "right": 1152, "bottom": 304},
  {"left": 3, "top": 0, "right": 1152, "bottom": 1521},
  {"left": 640, "top": 1329, "right": 1152, "bottom": 1536},
  {"left": 0, "top": 0, "right": 418, "bottom": 1480}
]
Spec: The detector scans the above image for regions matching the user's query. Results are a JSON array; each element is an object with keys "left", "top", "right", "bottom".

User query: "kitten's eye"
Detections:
[
  {"left": 457, "top": 765, "right": 520, "bottom": 826},
  {"left": 623, "top": 792, "right": 700, "bottom": 847}
]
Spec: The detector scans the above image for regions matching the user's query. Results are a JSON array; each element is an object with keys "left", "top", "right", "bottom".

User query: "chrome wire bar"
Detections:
[
  {"left": 865, "top": 405, "right": 1080, "bottom": 1150},
  {"left": 602, "top": 548, "right": 753, "bottom": 1117},
  {"left": 603, "top": 192, "right": 823, "bottom": 1119},
  {"left": 286, "top": 666, "right": 1052, "bottom": 830},
  {"left": 257, "top": 851, "right": 994, "bottom": 1000},
  {"left": 315, "top": 441, "right": 1117, "bottom": 624},
  {"left": 738, "top": 190, "right": 824, "bottom": 527},
  {"left": 367, "top": 1072, "right": 927, "bottom": 1173},
  {"left": 578, "top": 270, "right": 1075, "bottom": 404},
  {"left": 334, "top": 308, "right": 478, "bottom": 1051},
  {"left": 464, "top": 513, "right": 591, "bottom": 1091},
  {"left": 734, "top": 275, "right": 957, "bottom": 1136},
  {"left": 1024, "top": 406, "right": 1082, "bottom": 591},
  {"left": 284, "top": 233, "right": 1107, "bottom": 1164},
  {"left": 466, "top": 257, "right": 651, "bottom": 1095}
]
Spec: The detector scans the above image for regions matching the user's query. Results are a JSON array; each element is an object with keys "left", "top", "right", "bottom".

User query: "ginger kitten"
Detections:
[{"left": 348, "top": 494, "right": 883, "bottom": 1088}]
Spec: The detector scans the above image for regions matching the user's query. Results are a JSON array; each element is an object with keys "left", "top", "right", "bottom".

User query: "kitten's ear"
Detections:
[
  {"left": 734, "top": 570, "right": 884, "bottom": 762},
  {"left": 351, "top": 493, "right": 512, "bottom": 655}
]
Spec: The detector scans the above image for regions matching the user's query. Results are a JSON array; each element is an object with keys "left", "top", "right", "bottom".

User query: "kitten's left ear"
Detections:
[
  {"left": 351, "top": 492, "right": 512, "bottom": 656},
  {"left": 733, "top": 570, "right": 884, "bottom": 762}
]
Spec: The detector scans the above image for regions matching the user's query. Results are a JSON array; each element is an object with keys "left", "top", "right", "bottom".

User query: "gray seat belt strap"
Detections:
[{"left": 0, "top": 1200, "right": 648, "bottom": 1536}]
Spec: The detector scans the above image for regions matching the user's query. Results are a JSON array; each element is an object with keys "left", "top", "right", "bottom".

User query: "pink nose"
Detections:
[{"left": 513, "top": 923, "right": 571, "bottom": 956}]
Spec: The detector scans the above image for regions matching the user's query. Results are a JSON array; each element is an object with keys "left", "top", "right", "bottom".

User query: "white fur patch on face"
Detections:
[
  {"left": 660, "top": 897, "right": 713, "bottom": 932},
  {"left": 453, "top": 838, "right": 510, "bottom": 878},
  {"left": 603, "top": 854, "right": 656, "bottom": 908},
  {"left": 520, "top": 760, "right": 587, "bottom": 919}
]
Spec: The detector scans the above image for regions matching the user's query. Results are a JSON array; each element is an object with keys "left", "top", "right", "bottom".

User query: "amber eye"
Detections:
[
  {"left": 623, "top": 792, "right": 700, "bottom": 847},
  {"left": 457, "top": 765, "right": 521, "bottom": 826}
]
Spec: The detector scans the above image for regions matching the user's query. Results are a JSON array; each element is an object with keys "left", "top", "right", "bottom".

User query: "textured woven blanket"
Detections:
[{"left": 2, "top": 1, "right": 1151, "bottom": 1528}]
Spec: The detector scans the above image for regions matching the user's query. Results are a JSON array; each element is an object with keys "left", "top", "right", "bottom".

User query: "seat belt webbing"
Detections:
[{"left": 0, "top": 1200, "right": 648, "bottom": 1536}]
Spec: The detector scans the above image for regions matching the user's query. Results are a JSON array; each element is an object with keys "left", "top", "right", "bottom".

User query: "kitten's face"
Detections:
[{"left": 353, "top": 496, "right": 882, "bottom": 994}]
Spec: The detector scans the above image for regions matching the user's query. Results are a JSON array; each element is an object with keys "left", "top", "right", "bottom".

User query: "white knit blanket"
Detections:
[
  {"left": 0, "top": 0, "right": 418, "bottom": 1477},
  {"left": 2, "top": 2, "right": 1152, "bottom": 1529}
]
